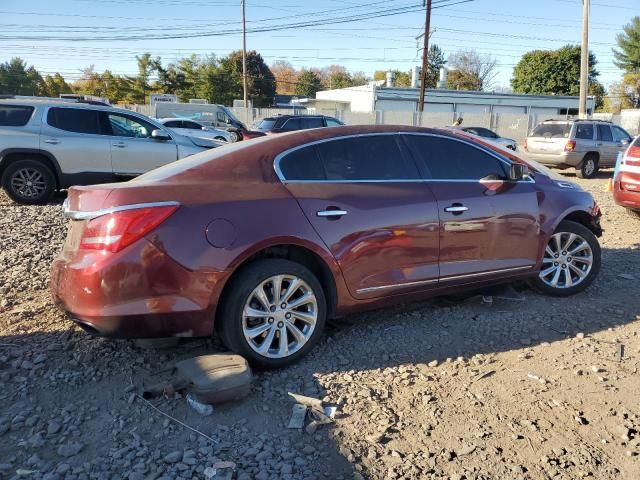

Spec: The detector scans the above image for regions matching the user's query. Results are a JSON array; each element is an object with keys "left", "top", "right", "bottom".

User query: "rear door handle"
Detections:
[
  {"left": 112, "top": 142, "right": 127, "bottom": 148},
  {"left": 444, "top": 204, "right": 469, "bottom": 214},
  {"left": 43, "top": 138, "right": 60, "bottom": 145},
  {"left": 317, "top": 209, "right": 347, "bottom": 218}
]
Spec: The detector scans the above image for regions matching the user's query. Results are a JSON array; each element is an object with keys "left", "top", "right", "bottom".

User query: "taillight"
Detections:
[
  {"left": 564, "top": 140, "right": 576, "bottom": 152},
  {"left": 626, "top": 145, "right": 640, "bottom": 166},
  {"left": 79, "top": 205, "right": 178, "bottom": 253}
]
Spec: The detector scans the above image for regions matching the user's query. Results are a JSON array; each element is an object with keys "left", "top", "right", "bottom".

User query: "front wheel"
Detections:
[
  {"left": 531, "top": 221, "right": 601, "bottom": 297},
  {"left": 218, "top": 259, "right": 326, "bottom": 369}
]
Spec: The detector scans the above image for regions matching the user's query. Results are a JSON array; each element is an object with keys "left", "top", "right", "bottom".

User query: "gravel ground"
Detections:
[{"left": 0, "top": 174, "right": 639, "bottom": 480}]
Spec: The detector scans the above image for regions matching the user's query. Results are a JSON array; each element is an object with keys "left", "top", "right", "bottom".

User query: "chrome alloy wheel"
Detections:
[
  {"left": 583, "top": 158, "right": 596, "bottom": 177},
  {"left": 11, "top": 168, "right": 47, "bottom": 199},
  {"left": 242, "top": 274, "right": 318, "bottom": 358},
  {"left": 539, "top": 232, "right": 594, "bottom": 289}
]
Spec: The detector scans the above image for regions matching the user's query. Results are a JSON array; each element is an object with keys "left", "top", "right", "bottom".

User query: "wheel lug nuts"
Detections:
[
  {"left": 277, "top": 321, "right": 284, "bottom": 328},
  {"left": 554, "top": 254, "right": 559, "bottom": 258},
  {"left": 561, "top": 264, "right": 566, "bottom": 269},
  {"left": 268, "top": 317, "right": 274, "bottom": 323},
  {"left": 280, "top": 303, "right": 287, "bottom": 309},
  {"left": 554, "top": 262, "right": 559, "bottom": 266},
  {"left": 270, "top": 306, "right": 276, "bottom": 312},
  {"left": 285, "top": 313, "right": 291, "bottom": 319},
  {"left": 562, "top": 251, "right": 567, "bottom": 255}
]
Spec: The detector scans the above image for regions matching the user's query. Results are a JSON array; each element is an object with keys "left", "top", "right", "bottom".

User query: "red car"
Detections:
[
  {"left": 613, "top": 135, "right": 640, "bottom": 217},
  {"left": 51, "top": 125, "right": 602, "bottom": 368}
]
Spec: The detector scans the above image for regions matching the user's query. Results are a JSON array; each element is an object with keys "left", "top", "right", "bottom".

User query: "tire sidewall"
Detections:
[
  {"left": 2, "top": 160, "right": 55, "bottom": 205},
  {"left": 578, "top": 155, "right": 598, "bottom": 179},
  {"left": 219, "top": 259, "right": 327, "bottom": 369},
  {"left": 533, "top": 221, "right": 601, "bottom": 297}
]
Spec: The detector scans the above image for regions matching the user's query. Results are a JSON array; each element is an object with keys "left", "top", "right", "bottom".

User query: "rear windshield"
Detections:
[
  {"left": 257, "top": 119, "right": 277, "bottom": 130},
  {"left": 0, "top": 105, "right": 34, "bottom": 126},
  {"left": 531, "top": 123, "right": 571, "bottom": 138}
]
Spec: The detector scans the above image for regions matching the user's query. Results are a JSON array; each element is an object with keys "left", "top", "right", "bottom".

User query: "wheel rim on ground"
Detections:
[
  {"left": 242, "top": 274, "right": 318, "bottom": 358},
  {"left": 539, "top": 232, "right": 593, "bottom": 289},
  {"left": 583, "top": 159, "right": 595, "bottom": 176},
  {"left": 11, "top": 168, "right": 47, "bottom": 199}
]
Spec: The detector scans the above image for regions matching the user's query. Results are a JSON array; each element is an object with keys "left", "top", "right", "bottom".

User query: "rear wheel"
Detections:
[
  {"left": 532, "top": 221, "right": 601, "bottom": 297},
  {"left": 1, "top": 159, "right": 55, "bottom": 205},
  {"left": 576, "top": 154, "right": 599, "bottom": 179},
  {"left": 218, "top": 259, "right": 326, "bottom": 369}
]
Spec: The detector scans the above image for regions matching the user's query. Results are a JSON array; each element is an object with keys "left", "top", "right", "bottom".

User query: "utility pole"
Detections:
[
  {"left": 417, "top": 0, "right": 432, "bottom": 113},
  {"left": 241, "top": 0, "right": 248, "bottom": 117},
  {"left": 579, "top": 0, "right": 589, "bottom": 118}
]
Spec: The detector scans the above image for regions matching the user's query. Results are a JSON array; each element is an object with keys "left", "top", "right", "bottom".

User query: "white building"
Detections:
[{"left": 308, "top": 84, "right": 595, "bottom": 117}]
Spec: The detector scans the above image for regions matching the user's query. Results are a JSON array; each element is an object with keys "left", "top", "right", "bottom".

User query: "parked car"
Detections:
[
  {"left": 51, "top": 125, "right": 602, "bottom": 368},
  {"left": 459, "top": 127, "right": 517, "bottom": 151},
  {"left": 158, "top": 118, "right": 233, "bottom": 143},
  {"left": 613, "top": 134, "right": 640, "bottom": 218},
  {"left": 523, "top": 119, "right": 633, "bottom": 179},
  {"left": 0, "top": 99, "right": 219, "bottom": 205},
  {"left": 255, "top": 114, "right": 344, "bottom": 134}
]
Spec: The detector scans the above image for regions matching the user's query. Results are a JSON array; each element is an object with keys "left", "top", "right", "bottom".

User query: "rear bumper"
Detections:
[
  {"left": 50, "top": 241, "right": 230, "bottom": 338},
  {"left": 613, "top": 184, "right": 640, "bottom": 210},
  {"left": 523, "top": 151, "right": 583, "bottom": 168}
]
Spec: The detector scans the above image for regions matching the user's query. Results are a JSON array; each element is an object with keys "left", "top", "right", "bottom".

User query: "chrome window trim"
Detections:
[
  {"left": 273, "top": 131, "right": 535, "bottom": 184},
  {"left": 63, "top": 200, "right": 180, "bottom": 221},
  {"left": 355, "top": 265, "right": 533, "bottom": 294}
]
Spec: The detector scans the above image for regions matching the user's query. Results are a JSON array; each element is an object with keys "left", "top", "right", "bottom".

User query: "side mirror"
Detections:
[
  {"left": 621, "top": 138, "right": 630, "bottom": 146},
  {"left": 508, "top": 163, "right": 527, "bottom": 181},
  {"left": 151, "top": 129, "right": 171, "bottom": 141}
]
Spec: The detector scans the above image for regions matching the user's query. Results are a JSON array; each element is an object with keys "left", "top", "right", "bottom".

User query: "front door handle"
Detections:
[
  {"left": 317, "top": 209, "right": 347, "bottom": 218},
  {"left": 444, "top": 204, "right": 468, "bottom": 214},
  {"left": 112, "top": 142, "right": 127, "bottom": 148},
  {"left": 43, "top": 138, "right": 60, "bottom": 145}
]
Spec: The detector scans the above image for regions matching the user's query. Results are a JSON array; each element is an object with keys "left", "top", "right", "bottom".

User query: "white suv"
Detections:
[{"left": 0, "top": 98, "right": 218, "bottom": 204}]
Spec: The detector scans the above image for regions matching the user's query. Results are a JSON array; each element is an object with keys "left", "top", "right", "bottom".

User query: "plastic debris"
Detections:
[
  {"left": 287, "top": 403, "right": 307, "bottom": 429},
  {"left": 187, "top": 393, "right": 214, "bottom": 416}
]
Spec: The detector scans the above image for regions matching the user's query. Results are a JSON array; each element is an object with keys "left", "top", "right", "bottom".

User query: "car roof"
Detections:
[
  {"left": 0, "top": 98, "right": 138, "bottom": 115},
  {"left": 261, "top": 114, "right": 331, "bottom": 121},
  {"left": 158, "top": 117, "right": 202, "bottom": 123}
]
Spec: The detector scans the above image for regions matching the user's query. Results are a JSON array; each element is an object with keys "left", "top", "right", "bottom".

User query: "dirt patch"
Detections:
[{"left": 0, "top": 176, "right": 639, "bottom": 480}]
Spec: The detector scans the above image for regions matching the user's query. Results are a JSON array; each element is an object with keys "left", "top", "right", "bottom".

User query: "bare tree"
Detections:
[{"left": 446, "top": 50, "right": 497, "bottom": 91}]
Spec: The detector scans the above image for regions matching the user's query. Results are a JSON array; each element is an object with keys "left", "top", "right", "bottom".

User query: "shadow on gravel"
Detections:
[{"left": 1, "top": 246, "right": 639, "bottom": 479}]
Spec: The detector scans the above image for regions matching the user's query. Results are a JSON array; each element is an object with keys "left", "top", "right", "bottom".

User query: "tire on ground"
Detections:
[
  {"left": 531, "top": 220, "right": 601, "bottom": 297},
  {"left": 217, "top": 258, "right": 327, "bottom": 369},
  {"left": 576, "top": 153, "right": 599, "bottom": 179},
  {"left": 1, "top": 159, "right": 56, "bottom": 205}
]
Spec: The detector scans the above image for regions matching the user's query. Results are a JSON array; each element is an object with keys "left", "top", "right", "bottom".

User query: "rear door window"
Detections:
[
  {"left": 281, "top": 118, "right": 302, "bottom": 131},
  {"left": 182, "top": 121, "right": 202, "bottom": 130},
  {"left": 47, "top": 107, "right": 101, "bottom": 134},
  {"left": 531, "top": 123, "right": 571, "bottom": 138},
  {"left": 597, "top": 124, "right": 613, "bottom": 142},
  {"left": 326, "top": 118, "right": 343, "bottom": 127},
  {"left": 574, "top": 123, "right": 594, "bottom": 140},
  {"left": 278, "top": 145, "right": 325, "bottom": 181},
  {"left": 163, "top": 120, "right": 182, "bottom": 128},
  {"left": 0, "top": 105, "right": 34, "bottom": 126},
  {"left": 405, "top": 134, "right": 507, "bottom": 180},
  {"left": 257, "top": 119, "right": 277, "bottom": 130},
  {"left": 316, "top": 135, "right": 419, "bottom": 181},
  {"left": 301, "top": 117, "right": 324, "bottom": 129}
]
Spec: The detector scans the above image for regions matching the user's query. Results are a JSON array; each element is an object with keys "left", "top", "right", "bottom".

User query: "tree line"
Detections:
[{"left": 0, "top": 16, "right": 637, "bottom": 112}]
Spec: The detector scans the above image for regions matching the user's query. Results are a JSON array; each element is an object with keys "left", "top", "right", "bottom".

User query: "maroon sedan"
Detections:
[{"left": 51, "top": 125, "right": 602, "bottom": 368}]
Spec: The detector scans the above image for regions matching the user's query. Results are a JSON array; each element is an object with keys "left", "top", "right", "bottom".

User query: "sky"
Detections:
[{"left": 0, "top": 0, "right": 636, "bottom": 91}]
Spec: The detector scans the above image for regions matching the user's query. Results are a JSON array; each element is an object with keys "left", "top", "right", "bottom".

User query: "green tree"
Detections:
[
  {"left": 426, "top": 44, "right": 446, "bottom": 88},
  {"left": 128, "top": 53, "right": 160, "bottom": 104},
  {"left": 603, "top": 80, "right": 636, "bottom": 113},
  {"left": 613, "top": 16, "right": 640, "bottom": 106},
  {"left": 511, "top": 45, "right": 599, "bottom": 96},
  {"left": 350, "top": 71, "right": 369, "bottom": 87},
  {"left": 373, "top": 70, "right": 411, "bottom": 87},
  {"left": 589, "top": 81, "right": 606, "bottom": 111},
  {"left": 215, "top": 50, "right": 275, "bottom": 107},
  {"left": 39, "top": 73, "right": 72, "bottom": 97},
  {"left": 322, "top": 65, "right": 352, "bottom": 89},
  {"left": 294, "top": 69, "right": 323, "bottom": 98},
  {"left": 0, "top": 57, "right": 42, "bottom": 95}
]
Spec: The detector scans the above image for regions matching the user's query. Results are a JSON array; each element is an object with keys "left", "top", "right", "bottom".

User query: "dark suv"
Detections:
[
  {"left": 52, "top": 125, "right": 602, "bottom": 368},
  {"left": 255, "top": 114, "right": 344, "bottom": 134}
]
